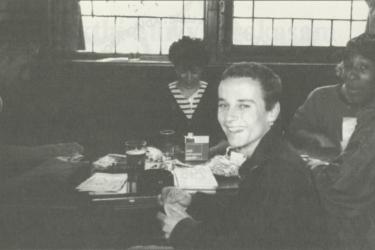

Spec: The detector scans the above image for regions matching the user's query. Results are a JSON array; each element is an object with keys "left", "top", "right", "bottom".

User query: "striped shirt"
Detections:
[{"left": 169, "top": 81, "right": 208, "bottom": 119}]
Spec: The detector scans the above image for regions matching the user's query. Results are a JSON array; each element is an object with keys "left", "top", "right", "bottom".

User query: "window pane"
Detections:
[
  {"left": 273, "top": 19, "right": 292, "bottom": 46},
  {"left": 93, "top": 17, "right": 115, "bottom": 53},
  {"left": 352, "top": 1, "right": 368, "bottom": 20},
  {"left": 116, "top": 18, "right": 138, "bottom": 54},
  {"left": 312, "top": 20, "right": 331, "bottom": 46},
  {"left": 292, "top": 20, "right": 312, "bottom": 46},
  {"left": 253, "top": 19, "right": 272, "bottom": 45},
  {"left": 351, "top": 21, "right": 367, "bottom": 38},
  {"left": 139, "top": 18, "right": 161, "bottom": 54},
  {"left": 82, "top": 16, "right": 93, "bottom": 52},
  {"left": 79, "top": 0, "right": 205, "bottom": 54},
  {"left": 233, "top": 1, "right": 252, "bottom": 17},
  {"left": 254, "top": 1, "right": 350, "bottom": 19},
  {"left": 113, "top": 1, "right": 142, "bottom": 16},
  {"left": 184, "top": 19, "right": 204, "bottom": 39},
  {"left": 332, "top": 21, "right": 350, "bottom": 46},
  {"left": 79, "top": 1, "right": 92, "bottom": 15},
  {"left": 143, "top": 1, "right": 182, "bottom": 17},
  {"left": 184, "top": 1, "right": 204, "bottom": 18},
  {"left": 162, "top": 19, "right": 183, "bottom": 54},
  {"left": 233, "top": 18, "right": 252, "bottom": 45},
  {"left": 93, "top": 1, "right": 116, "bottom": 16}
]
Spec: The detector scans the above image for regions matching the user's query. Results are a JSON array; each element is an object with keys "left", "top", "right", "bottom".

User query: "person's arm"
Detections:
[
  {"left": 0, "top": 142, "right": 83, "bottom": 166},
  {"left": 158, "top": 189, "right": 237, "bottom": 249},
  {"left": 288, "top": 89, "right": 336, "bottom": 150},
  {"left": 293, "top": 129, "right": 336, "bottom": 148}
]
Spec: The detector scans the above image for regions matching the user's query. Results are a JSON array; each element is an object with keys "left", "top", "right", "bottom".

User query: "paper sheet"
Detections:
[
  {"left": 76, "top": 172, "right": 128, "bottom": 193},
  {"left": 173, "top": 165, "right": 218, "bottom": 190}
]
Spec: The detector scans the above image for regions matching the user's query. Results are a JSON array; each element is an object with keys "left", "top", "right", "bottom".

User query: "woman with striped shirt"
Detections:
[{"left": 153, "top": 36, "right": 226, "bottom": 155}]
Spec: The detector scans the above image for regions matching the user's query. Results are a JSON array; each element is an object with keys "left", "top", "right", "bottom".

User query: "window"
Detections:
[
  {"left": 229, "top": 0, "right": 369, "bottom": 62},
  {"left": 79, "top": 0, "right": 205, "bottom": 55},
  {"left": 232, "top": 0, "right": 368, "bottom": 46}
]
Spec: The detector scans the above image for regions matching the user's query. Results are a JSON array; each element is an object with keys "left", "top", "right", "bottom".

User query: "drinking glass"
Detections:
[
  {"left": 125, "top": 140, "right": 147, "bottom": 171},
  {"left": 159, "top": 129, "right": 176, "bottom": 160}
]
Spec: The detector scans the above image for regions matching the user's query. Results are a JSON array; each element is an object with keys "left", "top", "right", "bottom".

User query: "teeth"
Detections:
[{"left": 228, "top": 127, "right": 242, "bottom": 133}]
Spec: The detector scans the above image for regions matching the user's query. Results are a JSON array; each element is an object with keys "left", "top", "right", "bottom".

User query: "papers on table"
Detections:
[
  {"left": 92, "top": 154, "right": 127, "bottom": 171},
  {"left": 76, "top": 172, "right": 128, "bottom": 195},
  {"left": 173, "top": 165, "right": 218, "bottom": 193}
]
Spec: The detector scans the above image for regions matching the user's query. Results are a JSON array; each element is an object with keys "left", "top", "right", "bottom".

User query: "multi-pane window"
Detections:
[
  {"left": 79, "top": 0, "right": 205, "bottom": 54},
  {"left": 233, "top": 0, "right": 368, "bottom": 47}
]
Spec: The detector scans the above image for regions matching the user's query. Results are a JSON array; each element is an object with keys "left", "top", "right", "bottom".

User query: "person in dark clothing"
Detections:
[
  {"left": 151, "top": 36, "right": 226, "bottom": 154},
  {"left": 158, "top": 62, "right": 327, "bottom": 250}
]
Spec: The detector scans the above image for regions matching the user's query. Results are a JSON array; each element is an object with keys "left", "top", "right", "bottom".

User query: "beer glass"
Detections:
[
  {"left": 159, "top": 129, "right": 176, "bottom": 160},
  {"left": 125, "top": 140, "right": 147, "bottom": 173}
]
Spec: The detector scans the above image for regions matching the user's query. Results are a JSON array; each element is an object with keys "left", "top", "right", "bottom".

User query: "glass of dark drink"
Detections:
[{"left": 125, "top": 140, "right": 147, "bottom": 179}]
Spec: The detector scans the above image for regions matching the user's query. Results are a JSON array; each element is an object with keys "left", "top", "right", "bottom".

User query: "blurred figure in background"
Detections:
[
  {"left": 152, "top": 36, "right": 226, "bottom": 156},
  {"left": 288, "top": 33, "right": 375, "bottom": 157},
  {"left": 0, "top": 95, "right": 83, "bottom": 180}
]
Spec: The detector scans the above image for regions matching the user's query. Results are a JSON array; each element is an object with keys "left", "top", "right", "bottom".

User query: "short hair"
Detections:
[
  {"left": 343, "top": 33, "right": 375, "bottom": 64},
  {"left": 221, "top": 62, "right": 282, "bottom": 111},
  {"left": 168, "top": 36, "right": 209, "bottom": 68}
]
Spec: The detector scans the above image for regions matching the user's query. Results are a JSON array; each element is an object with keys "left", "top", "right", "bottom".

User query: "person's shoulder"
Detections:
[
  {"left": 309, "top": 84, "right": 340, "bottom": 98},
  {"left": 269, "top": 139, "right": 309, "bottom": 177}
]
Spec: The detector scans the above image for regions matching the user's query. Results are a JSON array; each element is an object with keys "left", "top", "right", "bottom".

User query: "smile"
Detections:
[{"left": 226, "top": 127, "right": 245, "bottom": 133}]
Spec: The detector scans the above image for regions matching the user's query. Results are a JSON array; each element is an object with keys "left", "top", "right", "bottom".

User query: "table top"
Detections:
[{"left": 0, "top": 158, "right": 240, "bottom": 211}]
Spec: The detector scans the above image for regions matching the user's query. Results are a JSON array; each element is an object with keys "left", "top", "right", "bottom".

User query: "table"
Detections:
[{"left": 0, "top": 158, "right": 239, "bottom": 249}]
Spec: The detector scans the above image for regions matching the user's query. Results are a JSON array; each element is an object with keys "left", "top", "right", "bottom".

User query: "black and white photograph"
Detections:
[{"left": 0, "top": 0, "right": 375, "bottom": 249}]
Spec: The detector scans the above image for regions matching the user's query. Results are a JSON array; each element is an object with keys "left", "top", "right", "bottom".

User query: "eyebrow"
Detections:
[{"left": 218, "top": 98, "right": 255, "bottom": 103}]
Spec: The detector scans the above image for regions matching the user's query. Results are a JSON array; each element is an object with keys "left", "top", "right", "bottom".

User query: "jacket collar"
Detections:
[{"left": 238, "top": 125, "right": 283, "bottom": 177}]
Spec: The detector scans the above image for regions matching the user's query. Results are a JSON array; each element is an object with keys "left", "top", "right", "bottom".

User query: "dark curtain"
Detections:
[{"left": 47, "top": 0, "right": 84, "bottom": 54}]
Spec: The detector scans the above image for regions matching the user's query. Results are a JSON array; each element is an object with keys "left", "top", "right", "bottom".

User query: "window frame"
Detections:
[
  {"left": 224, "top": 0, "right": 368, "bottom": 63},
  {"left": 74, "top": 0, "right": 213, "bottom": 62}
]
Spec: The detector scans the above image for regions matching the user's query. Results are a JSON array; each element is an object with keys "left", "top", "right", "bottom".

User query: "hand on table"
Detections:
[
  {"left": 157, "top": 187, "right": 192, "bottom": 239},
  {"left": 157, "top": 203, "right": 190, "bottom": 239},
  {"left": 158, "top": 186, "right": 192, "bottom": 207},
  {"left": 36, "top": 142, "right": 84, "bottom": 160}
]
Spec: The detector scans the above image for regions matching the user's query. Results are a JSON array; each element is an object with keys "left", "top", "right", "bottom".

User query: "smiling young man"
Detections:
[{"left": 158, "top": 62, "right": 326, "bottom": 250}]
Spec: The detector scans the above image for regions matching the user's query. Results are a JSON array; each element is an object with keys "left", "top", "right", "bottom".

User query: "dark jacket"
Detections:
[{"left": 169, "top": 128, "right": 327, "bottom": 250}]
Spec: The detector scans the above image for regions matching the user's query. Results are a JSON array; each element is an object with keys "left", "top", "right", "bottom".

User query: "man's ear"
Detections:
[{"left": 267, "top": 102, "right": 280, "bottom": 125}]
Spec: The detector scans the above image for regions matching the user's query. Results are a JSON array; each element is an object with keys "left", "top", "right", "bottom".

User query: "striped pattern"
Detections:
[{"left": 169, "top": 81, "right": 208, "bottom": 119}]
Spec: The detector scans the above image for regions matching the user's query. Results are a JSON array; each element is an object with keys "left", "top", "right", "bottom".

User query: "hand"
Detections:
[
  {"left": 157, "top": 203, "right": 190, "bottom": 239},
  {"left": 52, "top": 142, "right": 84, "bottom": 156},
  {"left": 159, "top": 186, "right": 192, "bottom": 208},
  {"left": 38, "top": 142, "right": 84, "bottom": 158},
  {"left": 207, "top": 155, "right": 242, "bottom": 177}
]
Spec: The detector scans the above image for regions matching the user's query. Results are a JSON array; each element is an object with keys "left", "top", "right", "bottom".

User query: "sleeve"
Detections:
[
  {"left": 315, "top": 114, "right": 375, "bottom": 217},
  {"left": 288, "top": 88, "right": 323, "bottom": 135},
  {"left": 168, "top": 192, "right": 238, "bottom": 249}
]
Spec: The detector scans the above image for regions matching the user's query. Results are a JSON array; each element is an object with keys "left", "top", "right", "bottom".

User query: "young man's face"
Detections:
[
  {"left": 342, "top": 53, "right": 375, "bottom": 105},
  {"left": 217, "top": 77, "right": 279, "bottom": 156}
]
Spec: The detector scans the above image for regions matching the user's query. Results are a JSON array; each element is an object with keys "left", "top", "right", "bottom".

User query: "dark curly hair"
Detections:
[
  {"left": 344, "top": 33, "right": 375, "bottom": 64},
  {"left": 221, "top": 62, "right": 282, "bottom": 111},
  {"left": 168, "top": 36, "right": 209, "bottom": 68}
]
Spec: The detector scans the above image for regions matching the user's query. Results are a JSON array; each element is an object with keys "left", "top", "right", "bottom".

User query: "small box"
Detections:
[{"left": 185, "top": 133, "right": 209, "bottom": 161}]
